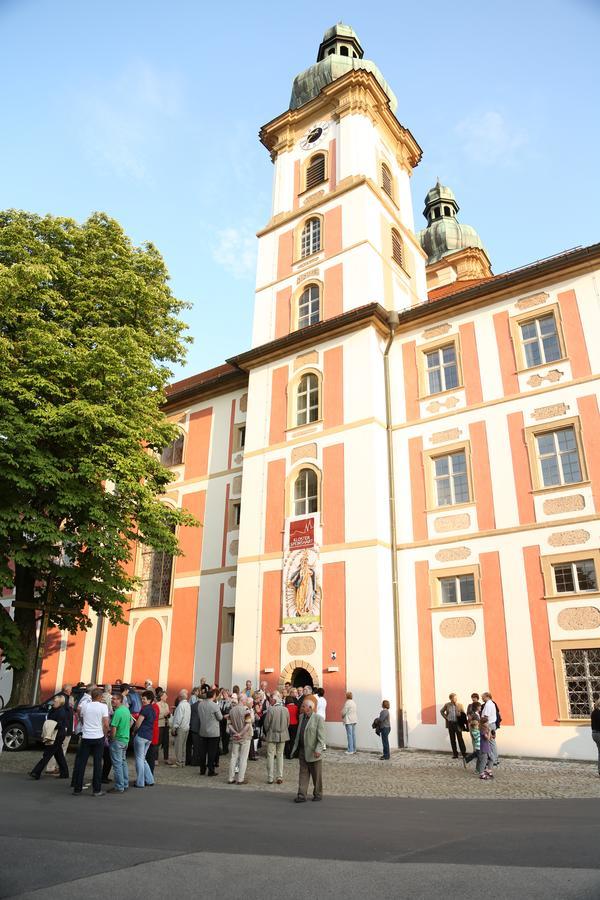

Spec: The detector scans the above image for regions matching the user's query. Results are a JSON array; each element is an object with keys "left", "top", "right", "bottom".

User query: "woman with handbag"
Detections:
[{"left": 29, "top": 695, "right": 69, "bottom": 780}]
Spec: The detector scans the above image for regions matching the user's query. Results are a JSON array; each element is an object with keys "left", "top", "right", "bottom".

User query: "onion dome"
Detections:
[{"left": 418, "top": 180, "right": 487, "bottom": 265}]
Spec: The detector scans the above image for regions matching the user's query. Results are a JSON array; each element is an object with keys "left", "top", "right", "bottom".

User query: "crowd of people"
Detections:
[{"left": 440, "top": 691, "right": 502, "bottom": 780}]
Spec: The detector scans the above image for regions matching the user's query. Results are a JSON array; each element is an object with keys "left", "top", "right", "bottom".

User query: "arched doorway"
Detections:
[{"left": 291, "top": 666, "right": 313, "bottom": 689}]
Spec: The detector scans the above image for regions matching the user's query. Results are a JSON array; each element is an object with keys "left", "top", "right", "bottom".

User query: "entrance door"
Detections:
[{"left": 291, "top": 667, "right": 313, "bottom": 690}]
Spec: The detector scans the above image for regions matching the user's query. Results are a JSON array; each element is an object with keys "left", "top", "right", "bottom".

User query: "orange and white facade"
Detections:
[{"left": 34, "top": 27, "right": 600, "bottom": 760}]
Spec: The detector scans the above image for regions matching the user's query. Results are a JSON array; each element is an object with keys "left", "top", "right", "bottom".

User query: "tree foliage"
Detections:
[{"left": 0, "top": 210, "right": 197, "bottom": 695}]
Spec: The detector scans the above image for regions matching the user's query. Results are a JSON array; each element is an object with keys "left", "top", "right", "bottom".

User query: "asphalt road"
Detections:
[{"left": 1, "top": 771, "right": 599, "bottom": 899}]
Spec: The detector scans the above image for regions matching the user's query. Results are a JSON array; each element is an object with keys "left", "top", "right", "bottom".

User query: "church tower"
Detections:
[{"left": 232, "top": 25, "right": 425, "bottom": 749}]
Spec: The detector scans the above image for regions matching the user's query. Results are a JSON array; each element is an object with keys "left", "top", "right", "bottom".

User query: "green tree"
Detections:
[{"left": 0, "top": 210, "right": 198, "bottom": 705}]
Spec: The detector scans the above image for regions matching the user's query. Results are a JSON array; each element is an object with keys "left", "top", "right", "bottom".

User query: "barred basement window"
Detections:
[
  {"left": 160, "top": 432, "right": 184, "bottom": 466},
  {"left": 306, "top": 154, "right": 325, "bottom": 190},
  {"left": 381, "top": 163, "right": 393, "bottom": 198},
  {"left": 301, "top": 217, "right": 321, "bottom": 258},
  {"left": 138, "top": 543, "right": 174, "bottom": 607},
  {"left": 391, "top": 228, "right": 404, "bottom": 267},
  {"left": 562, "top": 648, "right": 600, "bottom": 718}
]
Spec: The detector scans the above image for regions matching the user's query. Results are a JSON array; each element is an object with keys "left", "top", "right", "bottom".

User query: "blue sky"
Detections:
[{"left": 1, "top": 0, "right": 598, "bottom": 379}]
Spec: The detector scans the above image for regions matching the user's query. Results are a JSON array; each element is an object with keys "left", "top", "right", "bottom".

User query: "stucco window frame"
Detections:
[
  {"left": 424, "top": 440, "right": 475, "bottom": 512},
  {"left": 221, "top": 607, "right": 235, "bottom": 644},
  {"left": 159, "top": 424, "right": 187, "bottom": 469},
  {"left": 299, "top": 150, "right": 329, "bottom": 196},
  {"left": 292, "top": 279, "right": 323, "bottom": 331},
  {"left": 378, "top": 156, "right": 396, "bottom": 206},
  {"left": 524, "top": 416, "right": 589, "bottom": 494},
  {"left": 287, "top": 367, "right": 323, "bottom": 432},
  {"left": 228, "top": 499, "right": 242, "bottom": 532},
  {"left": 540, "top": 549, "right": 600, "bottom": 601},
  {"left": 417, "top": 333, "right": 463, "bottom": 400},
  {"left": 551, "top": 638, "right": 600, "bottom": 724},
  {"left": 509, "top": 303, "right": 567, "bottom": 374},
  {"left": 285, "top": 462, "right": 322, "bottom": 520},
  {"left": 429, "top": 563, "right": 482, "bottom": 610},
  {"left": 295, "top": 214, "right": 324, "bottom": 263}
]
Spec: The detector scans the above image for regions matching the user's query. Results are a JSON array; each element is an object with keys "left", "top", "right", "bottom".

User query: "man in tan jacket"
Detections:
[
  {"left": 291, "top": 698, "right": 326, "bottom": 802},
  {"left": 264, "top": 691, "right": 290, "bottom": 785},
  {"left": 440, "top": 693, "right": 467, "bottom": 759}
]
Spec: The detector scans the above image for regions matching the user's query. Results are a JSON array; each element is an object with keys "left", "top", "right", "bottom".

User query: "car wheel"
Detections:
[{"left": 3, "top": 723, "right": 28, "bottom": 751}]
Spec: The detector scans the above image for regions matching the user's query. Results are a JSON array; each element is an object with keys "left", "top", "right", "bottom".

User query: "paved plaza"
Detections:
[{"left": 2, "top": 743, "right": 600, "bottom": 800}]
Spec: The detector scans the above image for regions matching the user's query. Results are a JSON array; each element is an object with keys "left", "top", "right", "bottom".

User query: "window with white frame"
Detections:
[
  {"left": 535, "top": 426, "right": 582, "bottom": 487},
  {"left": 553, "top": 559, "right": 598, "bottom": 594},
  {"left": 439, "top": 573, "right": 476, "bottom": 605},
  {"left": 298, "top": 284, "right": 320, "bottom": 329},
  {"left": 520, "top": 313, "right": 562, "bottom": 368},
  {"left": 300, "top": 217, "right": 321, "bottom": 258},
  {"left": 562, "top": 648, "right": 600, "bottom": 717},
  {"left": 160, "top": 432, "right": 184, "bottom": 467},
  {"left": 433, "top": 450, "right": 470, "bottom": 506},
  {"left": 296, "top": 373, "right": 319, "bottom": 425},
  {"left": 425, "top": 344, "right": 459, "bottom": 394},
  {"left": 294, "top": 468, "right": 318, "bottom": 515}
]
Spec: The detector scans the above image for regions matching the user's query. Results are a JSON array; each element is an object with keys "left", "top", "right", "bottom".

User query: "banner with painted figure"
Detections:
[{"left": 282, "top": 514, "right": 322, "bottom": 632}]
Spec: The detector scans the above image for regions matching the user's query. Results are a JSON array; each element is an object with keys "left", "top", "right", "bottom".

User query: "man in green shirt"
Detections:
[{"left": 108, "top": 692, "right": 132, "bottom": 792}]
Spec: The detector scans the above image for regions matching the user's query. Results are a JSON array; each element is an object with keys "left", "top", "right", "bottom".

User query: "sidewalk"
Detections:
[{"left": 3, "top": 745, "right": 600, "bottom": 799}]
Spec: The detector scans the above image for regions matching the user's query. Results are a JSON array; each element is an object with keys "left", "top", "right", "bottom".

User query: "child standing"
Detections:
[
  {"left": 463, "top": 716, "right": 480, "bottom": 767},
  {"left": 477, "top": 716, "right": 494, "bottom": 780}
]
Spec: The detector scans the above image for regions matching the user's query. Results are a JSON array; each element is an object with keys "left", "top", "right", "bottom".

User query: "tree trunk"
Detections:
[{"left": 8, "top": 566, "right": 39, "bottom": 707}]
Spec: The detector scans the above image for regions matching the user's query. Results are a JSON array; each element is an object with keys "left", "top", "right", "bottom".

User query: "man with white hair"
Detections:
[
  {"left": 264, "top": 691, "right": 290, "bottom": 785},
  {"left": 168, "top": 689, "right": 191, "bottom": 767},
  {"left": 291, "top": 698, "right": 326, "bottom": 802}
]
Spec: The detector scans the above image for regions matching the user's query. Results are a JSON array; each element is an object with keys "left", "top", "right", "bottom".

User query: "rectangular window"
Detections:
[
  {"left": 553, "top": 559, "right": 597, "bottom": 594},
  {"left": 138, "top": 546, "right": 173, "bottom": 607},
  {"left": 520, "top": 313, "right": 562, "bottom": 368},
  {"left": 439, "top": 573, "right": 476, "bottom": 605},
  {"left": 236, "top": 425, "right": 246, "bottom": 450},
  {"left": 232, "top": 501, "right": 241, "bottom": 528},
  {"left": 562, "top": 648, "right": 600, "bottom": 718},
  {"left": 535, "top": 426, "right": 582, "bottom": 487},
  {"left": 160, "top": 433, "right": 184, "bottom": 467},
  {"left": 425, "top": 344, "right": 459, "bottom": 395},
  {"left": 433, "top": 450, "right": 470, "bottom": 506},
  {"left": 227, "top": 612, "right": 235, "bottom": 638}
]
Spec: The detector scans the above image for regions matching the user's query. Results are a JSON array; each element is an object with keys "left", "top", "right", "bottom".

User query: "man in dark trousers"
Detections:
[{"left": 440, "top": 693, "right": 467, "bottom": 759}]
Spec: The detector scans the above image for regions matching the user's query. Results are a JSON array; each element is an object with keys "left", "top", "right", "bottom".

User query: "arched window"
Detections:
[
  {"left": 296, "top": 373, "right": 319, "bottom": 425},
  {"left": 340, "top": 46, "right": 349, "bottom": 56},
  {"left": 434, "top": 207, "right": 441, "bottom": 219},
  {"left": 294, "top": 468, "right": 318, "bottom": 515},
  {"left": 306, "top": 153, "right": 326, "bottom": 190},
  {"left": 381, "top": 163, "right": 393, "bottom": 199},
  {"left": 160, "top": 431, "right": 184, "bottom": 466},
  {"left": 298, "top": 284, "right": 320, "bottom": 329},
  {"left": 138, "top": 540, "right": 174, "bottom": 607},
  {"left": 444, "top": 205, "right": 451, "bottom": 216},
  {"left": 301, "top": 217, "right": 321, "bottom": 258},
  {"left": 391, "top": 228, "right": 404, "bottom": 267}
]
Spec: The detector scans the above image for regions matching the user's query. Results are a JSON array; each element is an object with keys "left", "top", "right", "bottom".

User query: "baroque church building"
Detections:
[{"left": 39, "top": 25, "right": 600, "bottom": 759}]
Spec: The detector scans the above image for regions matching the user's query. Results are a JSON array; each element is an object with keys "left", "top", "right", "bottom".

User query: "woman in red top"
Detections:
[{"left": 284, "top": 688, "right": 299, "bottom": 758}]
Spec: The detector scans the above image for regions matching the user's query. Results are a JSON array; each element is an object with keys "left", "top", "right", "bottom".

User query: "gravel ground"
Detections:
[{"left": 3, "top": 743, "right": 600, "bottom": 800}]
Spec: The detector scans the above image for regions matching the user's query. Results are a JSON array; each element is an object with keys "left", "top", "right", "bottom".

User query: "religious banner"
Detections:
[{"left": 282, "top": 514, "right": 322, "bottom": 633}]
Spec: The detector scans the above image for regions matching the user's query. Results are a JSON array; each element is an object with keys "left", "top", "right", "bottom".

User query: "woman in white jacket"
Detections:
[{"left": 341, "top": 692, "right": 358, "bottom": 754}]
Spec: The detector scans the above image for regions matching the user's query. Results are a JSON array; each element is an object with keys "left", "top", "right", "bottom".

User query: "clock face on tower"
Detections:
[{"left": 299, "top": 120, "right": 330, "bottom": 151}]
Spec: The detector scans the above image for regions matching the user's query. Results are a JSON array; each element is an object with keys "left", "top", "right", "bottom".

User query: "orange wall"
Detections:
[
  {"left": 469, "top": 421, "right": 496, "bottom": 531},
  {"left": 167, "top": 586, "right": 199, "bottom": 699},
  {"left": 275, "top": 286, "right": 292, "bottom": 338},
  {"left": 226, "top": 398, "right": 236, "bottom": 469},
  {"left": 323, "top": 263, "right": 343, "bottom": 321},
  {"left": 131, "top": 616, "right": 162, "bottom": 687},
  {"left": 322, "top": 561, "right": 346, "bottom": 719},
  {"left": 459, "top": 322, "right": 483, "bottom": 405},
  {"left": 269, "top": 365, "right": 288, "bottom": 446},
  {"left": 260, "top": 569, "right": 281, "bottom": 678},
  {"left": 323, "top": 443, "right": 345, "bottom": 545},
  {"left": 408, "top": 436, "right": 428, "bottom": 542},
  {"left": 507, "top": 411, "right": 535, "bottom": 524},
  {"left": 415, "top": 560, "right": 436, "bottom": 724},
  {"left": 493, "top": 311, "right": 519, "bottom": 396},
  {"left": 523, "top": 545, "right": 559, "bottom": 725},
  {"left": 578, "top": 394, "right": 600, "bottom": 512},
  {"left": 328, "top": 138, "right": 337, "bottom": 190},
  {"left": 277, "top": 230, "right": 293, "bottom": 280},
  {"left": 323, "top": 345, "right": 343, "bottom": 428},
  {"left": 402, "top": 341, "right": 419, "bottom": 421},
  {"left": 480, "top": 551, "right": 514, "bottom": 724},
  {"left": 175, "top": 490, "right": 206, "bottom": 575},
  {"left": 558, "top": 289, "right": 591, "bottom": 378},
  {"left": 265, "top": 458, "right": 286, "bottom": 553},
  {"left": 324, "top": 206, "right": 342, "bottom": 256},
  {"left": 100, "top": 617, "right": 130, "bottom": 685},
  {"left": 39, "top": 627, "right": 62, "bottom": 697},
  {"left": 186, "top": 408, "right": 212, "bottom": 480}
]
